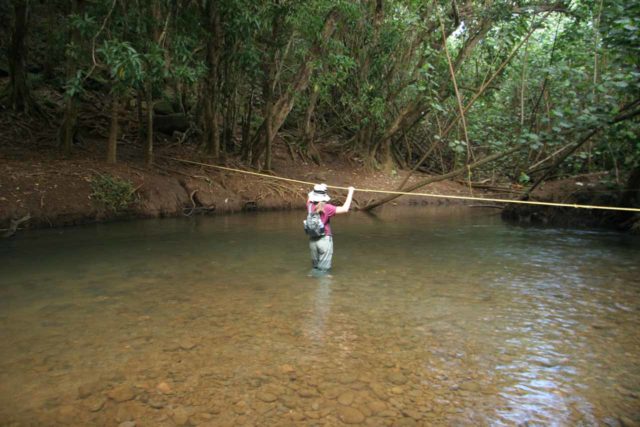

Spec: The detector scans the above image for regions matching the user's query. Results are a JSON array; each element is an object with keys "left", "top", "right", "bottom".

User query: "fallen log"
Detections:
[
  {"left": 2, "top": 214, "right": 31, "bottom": 238},
  {"left": 363, "top": 145, "right": 525, "bottom": 210}
]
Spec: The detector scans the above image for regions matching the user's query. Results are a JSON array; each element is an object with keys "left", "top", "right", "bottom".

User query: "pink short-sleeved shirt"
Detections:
[{"left": 307, "top": 201, "right": 337, "bottom": 236}]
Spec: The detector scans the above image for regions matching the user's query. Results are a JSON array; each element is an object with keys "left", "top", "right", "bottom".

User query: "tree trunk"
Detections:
[
  {"left": 59, "top": 0, "right": 85, "bottom": 157},
  {"left": 60, "top": 96, "right": 78, "bottom": 157},
  {"left": 520, "top": 39, "right": 530, "bottom": 128},
  {"left": 203, "top": 0, "right": 222, "bottom": 158},
  {"left": 303, "top": 86, "right": 320, "bottom": 162},
  {"left": 251, "top": 9, "right": 339, "bottom": 165},
  {"left": 7, "top": 0, "right": 31, "bottom": 112},
  {"left": 303, "top": 86, "right": 319, "bottom": 142},
  {"left": 136, "top": 89, "right": 144, "bottom": 139},
  {"left": 438, "top": 11, "right": 471, "bottom": 163},
  {"left": 107, "top": 96, "right": 120, "bottom": 164},
  {"left": 367, "top": 5, "right": 493, "bottom": 162},
  {"left": 619, "top": 166, "right": 640, "bottom": 208},
  {"left": 364, "top": 145, "right": 526, "bottom": 210},
  {"left": 145, "top": 85, "right": 154, "bottom": 167},
  {"left": 241, "top": 88, "right": 254, "bottom": 156},
  {"left": 222, "top": 89, "right": 236, "bottom": 152},
  {"left": 378, "top": 138, "right": 394, "bottom": 172},
  {"left": 264, "top": 103, "right": 273, "bottom": 171}
]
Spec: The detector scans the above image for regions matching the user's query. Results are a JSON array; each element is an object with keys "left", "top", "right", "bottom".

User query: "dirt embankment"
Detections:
[
  {"left": 501, "top": 173, "right": 640, "bottom": 232},
  {"left": 0, "top": 143, "right": 480, "bottom": 233},
  {"left": 2, "top": 109, "right": 636, "bottom": 233}
]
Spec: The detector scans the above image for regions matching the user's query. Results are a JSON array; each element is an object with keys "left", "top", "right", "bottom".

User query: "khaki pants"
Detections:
[{"left": 309, "top": 235, "right": 333, "bottom": 272}]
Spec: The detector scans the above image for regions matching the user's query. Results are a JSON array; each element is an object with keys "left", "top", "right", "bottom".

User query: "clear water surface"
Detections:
[{"left": 0, "top": 207, "right": 638, "bottom": 426}]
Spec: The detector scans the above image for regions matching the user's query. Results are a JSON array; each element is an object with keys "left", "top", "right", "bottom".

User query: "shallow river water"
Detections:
[{"left": 0, "top": 207, "right": 639, "bottom": 426}]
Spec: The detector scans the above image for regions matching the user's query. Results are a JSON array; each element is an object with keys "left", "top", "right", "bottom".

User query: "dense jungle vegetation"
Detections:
[{"left": 1, "top": 0, "right": 639, "bottom": 204}]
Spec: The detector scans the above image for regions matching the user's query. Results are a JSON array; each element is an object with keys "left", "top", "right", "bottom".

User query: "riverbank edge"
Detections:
[{"left": 1, "top": 157, "right": 478, "bottom": 233}]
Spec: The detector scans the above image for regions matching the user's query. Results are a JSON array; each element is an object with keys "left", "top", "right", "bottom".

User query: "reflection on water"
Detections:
[{"left": 0, "top": 207, "right": 639, "bottom": 426}]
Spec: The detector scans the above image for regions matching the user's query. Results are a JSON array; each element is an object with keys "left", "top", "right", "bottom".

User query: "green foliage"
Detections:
[
  {"left": 98, "top": 40, "right": 144, "bottom": 91},
  {"left": 20, "top": 0, "right": 640, "bottom": 180},
  {"left": 63, "top": 70, "right": 86, "bottom": 99},
  {"left": 170, "top": 35, "right": 207, "bottom": 85},
  {"left": 90, "top": 174, "right": 136, "bottom": 213},
  {"left": 68, "top": 13, "right": 97, "bottom": 39},
  {"left": 449, "top": 139, "right": 467, "bottom": 154},
  {"left": 601, "top": 0, "right": 640, "bottom": 65},
  {"left": 462, "top": 3, "right": 640, "bottom": 179}
]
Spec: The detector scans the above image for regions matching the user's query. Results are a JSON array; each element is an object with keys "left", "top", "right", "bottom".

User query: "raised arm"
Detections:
[{"left": 335, "top": 187, "right": 355, "bottom": 214}]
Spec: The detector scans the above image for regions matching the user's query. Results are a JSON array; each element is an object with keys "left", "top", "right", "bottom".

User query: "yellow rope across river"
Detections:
[{"left": 161, "top": 156, "right": 640, "bottom": 213}]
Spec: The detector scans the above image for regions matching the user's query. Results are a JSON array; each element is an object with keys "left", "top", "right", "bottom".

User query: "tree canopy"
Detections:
[{"left": 1, "top": 0, "right": 639, "bottom": 189}]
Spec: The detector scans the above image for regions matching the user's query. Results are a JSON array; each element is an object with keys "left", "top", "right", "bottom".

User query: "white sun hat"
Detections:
[{"left": 308, "top": 183, "right": 331, "bottom": 202}]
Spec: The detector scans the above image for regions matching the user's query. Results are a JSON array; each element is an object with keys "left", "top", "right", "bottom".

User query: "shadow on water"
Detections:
[{"left": 0, "top": 206, "right": 639, "bottom": 425}]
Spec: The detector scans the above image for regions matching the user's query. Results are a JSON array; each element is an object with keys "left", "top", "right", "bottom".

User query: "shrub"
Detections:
[{"left": 90, "top": 173, "right": 136, "bottom": 212}]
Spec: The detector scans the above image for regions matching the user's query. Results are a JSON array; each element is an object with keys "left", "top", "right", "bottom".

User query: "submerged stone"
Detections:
[
  {"left": 338, "top": 391, "right": 355, "bottom": 406},
  {"left": 387, "top": 372, "right": 408, "bottom": 385},
  {"left": 84, "top": 395, "right": 106, "bottom": 412},
  {"left": 107, "top": 385, "right": 135, "bottom": 402},
  {"left": 156, "top": 382, "right": 171, "bottom": 394},
  {"left": 172, "top": 406, "right": 190, "bottom": 426},
  {"left": 256, "top": 391, "right": 278, "bottom": 402},
  {"left": 338, "top": 406, "right": 366, "bottom": 424}
]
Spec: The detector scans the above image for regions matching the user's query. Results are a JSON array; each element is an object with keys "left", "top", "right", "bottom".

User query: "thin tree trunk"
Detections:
[
  {"left": 136, "top": 90, "right": 144, "bottom": 140},
  {"left": 370, "top": 7, "right": 505, "bottom": 156},
  {"left": 222, "top": 86, "right": 237, "bottom": 152},
  {"left": 520, "top": 39, "right": 529, "bottom": 127},
  {"left": 528, "top": 21, "right": 560, "bottom": 130},
  {"left": 203, "top": 0, "right": 222, "bottom": 158},
  {"left": 107, "top": 96, "right": 120, "bottom": 164},
  {"left": 60, "top": 96, "right": 77, "bottom": 157},
  {"left": 452, "top": 18, "right": 492, "bottom": 72},
  {"left": 259, "top": 40, "right": 276, "bottom": 170},
  {"left": 619, "top": 166, "right": 640, "bottom": 208},
  {"left": 441, "top": 13, "right": 550, "bottom": 138},
  {"left": 8, "top": 0, "right": 31, "bottom": 112},
  {"left": 373, "top": 14, "right": 545, "bottom": 162},
  {"left": 241, "top": 88, "right": 254, "bottom": 154},
  {"left": 264, "top": 100, "right": 273, "bottom": 171},
  {"left": 145, "top": 85, "right": 154, "bottom": 167},
  {"left": 393, "top": 140, "right": 439, "bottom": 192},
  {"left": 143, "top": 0, "right": 162, "bottom": 166},
  {"left": 386, "top": 22, "right": 545, "bottom": 193},
  {"left": 59, "top": 0, "right": 82, "bottom": 157},
  {"left": 303, "top": 86, "right": 320, "bottom": 147},
  {"left": 60, "top": 0, "right": 79, "bottom": 156},
  {"left": 592, "top": 0, "right": 603, "bottom": 97},
  {"left": 364, "top": 145, "right": 526, "bottom": 210},
  {"left": 251, "top": 9, "right": 339, "bottom": 165},
  {"left": 438, "top": 11, "right": 471, "bottom": 163}
]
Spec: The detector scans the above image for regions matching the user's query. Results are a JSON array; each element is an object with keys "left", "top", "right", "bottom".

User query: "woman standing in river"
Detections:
[{"left": 305, "top": 183, "right": 355, "bottom": 275}]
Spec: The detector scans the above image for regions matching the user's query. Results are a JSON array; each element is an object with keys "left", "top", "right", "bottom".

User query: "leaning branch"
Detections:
[
  {"left": 522, "top": 100, "right": 640, "bottom": 199},
  {"left": 2, "top": 213, "right": 31, "bottom": 238},
  {"left": 441, "top": 11, "right": 552, "bottom": 138},
  {"left": 81, "top": 0, "right": 117, "bottom": 86},
  {"left": 438, "top": 10, "right": 471, "bottom": 162},
  {"left": 390, "top": 11, "right": 552, "bottom": 192},
  {"left": 363, "top": 145, "right": 526, "bottom": 210}
]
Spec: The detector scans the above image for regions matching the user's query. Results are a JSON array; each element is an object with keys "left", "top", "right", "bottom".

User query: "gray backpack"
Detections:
[{"left": 303, "top": 204, "right": 325, "bottom": 238}]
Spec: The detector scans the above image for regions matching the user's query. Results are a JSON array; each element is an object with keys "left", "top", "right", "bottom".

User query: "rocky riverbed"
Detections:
[{"left": 2, "top": 208, "right": 639, "bottom": 426}]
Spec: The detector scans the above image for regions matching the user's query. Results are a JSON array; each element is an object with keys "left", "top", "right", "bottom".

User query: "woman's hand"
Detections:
[{"left": 337, "top": 186, "right": 355, "bottom": 214}]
